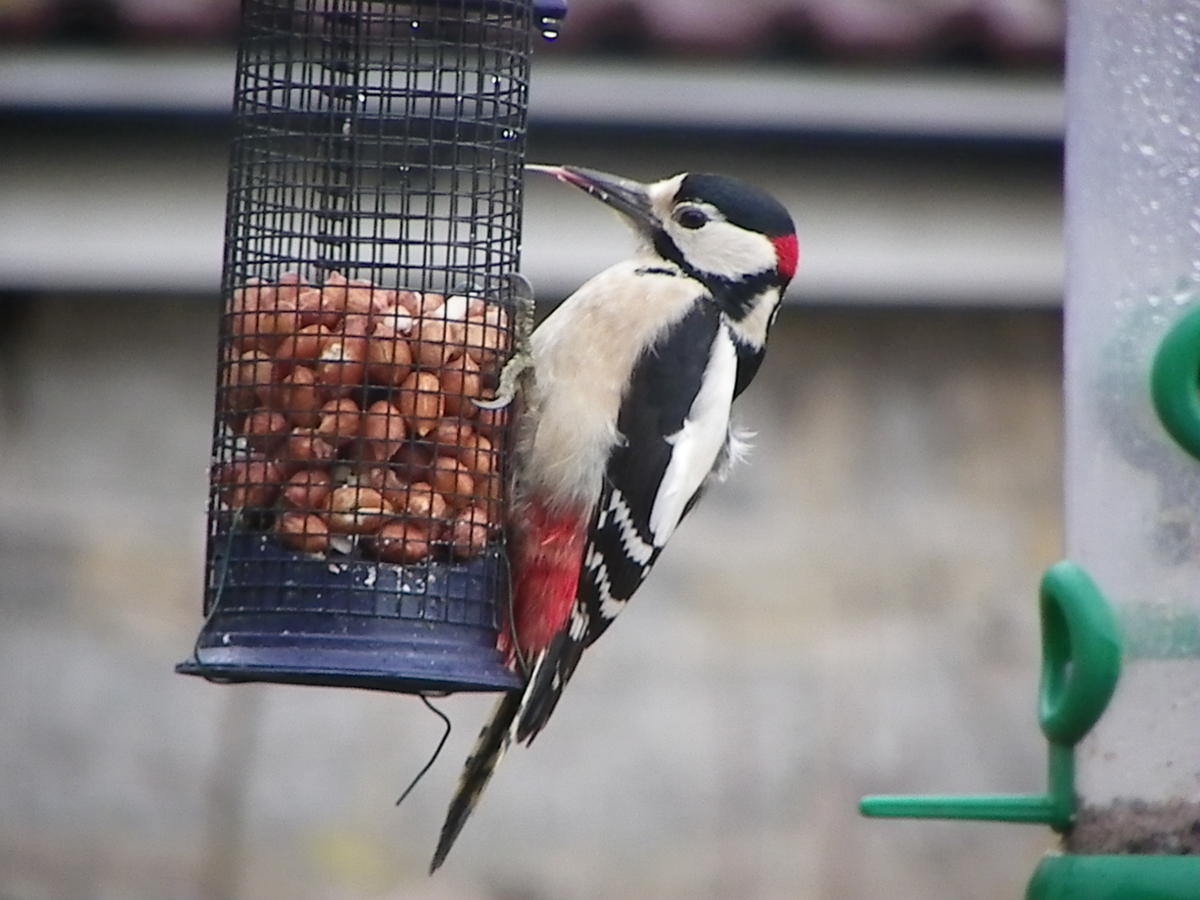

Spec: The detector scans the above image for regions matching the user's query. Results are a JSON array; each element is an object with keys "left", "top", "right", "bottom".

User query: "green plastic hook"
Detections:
[
  {"left": 1150, "top": 300, "right": 1200, "bottom": 462},
  {"left": 859, "top": 561, "right": 1121, "bottom": 831}
]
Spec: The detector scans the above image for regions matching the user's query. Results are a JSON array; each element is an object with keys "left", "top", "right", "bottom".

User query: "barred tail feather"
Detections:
[
  {"left": 431, "top": 629, "right": 589, "bottom": 871},
  {"left": 429, "top": 691, "right": 522, "bottom": 873},
  {"left": 514, "top": 627, "right": 587, "bottom": 745}
]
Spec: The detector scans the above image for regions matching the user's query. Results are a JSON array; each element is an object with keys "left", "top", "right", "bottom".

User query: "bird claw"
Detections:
[
  {"left": 472, "top": 396, "right": 510, "bottom": 411},
  {"left": 474, "top": 273, "right": 536, "bottom": 410},
  {"left": 474, "top": 354, "right": 533, "bottom": 409}
]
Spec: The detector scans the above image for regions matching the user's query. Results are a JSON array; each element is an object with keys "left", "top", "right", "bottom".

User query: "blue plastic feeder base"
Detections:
[{"left": 176, "top": 532, "right": 523, "bottom": 695}]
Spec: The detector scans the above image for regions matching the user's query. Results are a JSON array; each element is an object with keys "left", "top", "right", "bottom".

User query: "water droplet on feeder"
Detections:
[{"left": 410, "top": 20, "right": 419, "bottom": 29}]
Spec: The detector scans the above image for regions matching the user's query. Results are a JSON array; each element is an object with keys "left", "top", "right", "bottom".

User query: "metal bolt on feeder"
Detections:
[{"left": 178, "top": 0, "right": 566, "bottom": 695}]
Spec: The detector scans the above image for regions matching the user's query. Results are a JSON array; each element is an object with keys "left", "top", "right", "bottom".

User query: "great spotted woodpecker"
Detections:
[{"left": 431, "top": 165, "right": 797, "bottom": 870}]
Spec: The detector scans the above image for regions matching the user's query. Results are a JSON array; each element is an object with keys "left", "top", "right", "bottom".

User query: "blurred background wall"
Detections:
[{"left": 0, "top": 1, "right": 1068, "bottom": 898}]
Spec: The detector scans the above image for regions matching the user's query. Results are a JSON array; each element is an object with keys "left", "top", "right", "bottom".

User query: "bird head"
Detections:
[{"left": 526, "top": 164, "right": 798, "bottom": 292}]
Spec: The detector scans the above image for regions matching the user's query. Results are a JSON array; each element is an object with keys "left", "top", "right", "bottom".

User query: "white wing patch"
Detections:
[{"left": 647, "top": 326, "right": 738, "bottom": 545}]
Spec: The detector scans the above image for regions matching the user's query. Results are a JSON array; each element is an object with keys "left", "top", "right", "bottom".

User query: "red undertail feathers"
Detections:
[{"left": 500, "top": 499, "right": 587, "bottom": 668}]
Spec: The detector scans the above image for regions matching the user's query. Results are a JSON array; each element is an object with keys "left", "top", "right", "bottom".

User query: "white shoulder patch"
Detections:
[{"left": 647, "top": 325, "right": 738, "bottom": 545}]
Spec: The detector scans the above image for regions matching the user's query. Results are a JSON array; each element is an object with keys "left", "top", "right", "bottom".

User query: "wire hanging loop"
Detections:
[{"left": 395, "top": 694, "right": 454, "bottom": 806}]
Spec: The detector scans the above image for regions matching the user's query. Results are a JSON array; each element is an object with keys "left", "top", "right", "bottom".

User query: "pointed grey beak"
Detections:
[{"left": 526, "top": 164, "right": 658, "bottom": 233}]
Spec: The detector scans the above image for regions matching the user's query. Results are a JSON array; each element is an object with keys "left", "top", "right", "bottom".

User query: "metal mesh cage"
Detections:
[{"left": 179, "top": 0, "right": 547, "bottom": 694}]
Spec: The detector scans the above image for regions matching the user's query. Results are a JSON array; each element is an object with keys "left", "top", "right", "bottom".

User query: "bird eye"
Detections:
[{"left": 674, "top": 207, "right": 708, "bottom": 230}]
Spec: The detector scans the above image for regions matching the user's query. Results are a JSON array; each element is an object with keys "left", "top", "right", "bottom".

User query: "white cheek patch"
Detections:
[{"left": 672, "top": 220, "right": 778, "bottom": 281}]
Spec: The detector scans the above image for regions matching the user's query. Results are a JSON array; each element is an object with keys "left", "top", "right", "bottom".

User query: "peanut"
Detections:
[
  {"left": 440, "top": 352, "right": 482, "bottom": 416},
  {"left": 269, "top": 366, "right": 322, "bottom": 428},
  {"left": 275, "top": 510, "right": 331, "bottom": 554},
  {"left": 360, "top": 400, "right": 407, "bottom": 463},
  {"left": 396, "top": 371, "right": 444, "bottom": 437},
  {"left": 446, "top": 505, "right": 493, "bottom": 559},
  {"left": 282, "top": 468, "right": 334, "bottom": 513},
  {"left": 241, "top": 408, "right": 290, "bottom": 453},
  {"left": 216, "top": 456, "right": 281, "bottom": 510},
  {"left": 315, "top": 397, "right": 361, "bottom": 447},
  {"left": 373, "top": 520, "right": 430, "bottom": 564},
  {"left": 325, "top": 484, "right": 393, "bottom": 535}
]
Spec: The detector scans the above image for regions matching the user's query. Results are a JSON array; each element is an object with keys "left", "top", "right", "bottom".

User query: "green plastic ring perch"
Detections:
[
  {"left": 859, "top": 561, "right": 1120, "bottom": 831},
  {"left": 1037, "top": 562, "right": 1121, "bottom": 747},
  {"left": 1150, "top": 300, "right": 1200, "bottom": 462}
]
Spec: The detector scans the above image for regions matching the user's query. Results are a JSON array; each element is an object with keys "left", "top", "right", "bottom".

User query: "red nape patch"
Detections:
[
  {"left": 771, "top": 234, "right": 799, "bottom": 283},
  {"left": 500, "top": 502, "right": 587, "bottom": 666}
]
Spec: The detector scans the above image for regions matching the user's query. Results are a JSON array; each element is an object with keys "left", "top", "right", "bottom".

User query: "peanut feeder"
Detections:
[{"left": 179, "top": 0, "right": 563, "bottom": 693}]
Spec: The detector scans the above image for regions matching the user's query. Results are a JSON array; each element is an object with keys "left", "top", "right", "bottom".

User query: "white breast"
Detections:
[{"left": 522, "top": 259, "right": 705, "bottom": 511}]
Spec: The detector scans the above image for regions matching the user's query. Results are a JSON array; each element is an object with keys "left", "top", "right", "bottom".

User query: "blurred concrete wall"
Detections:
[{"left": 0, "top": 296, "right": 1062, "bottom": 900}]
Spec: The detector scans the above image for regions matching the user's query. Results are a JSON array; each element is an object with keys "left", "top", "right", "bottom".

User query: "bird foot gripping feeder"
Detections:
[{"left": 178, "top": 0, "right": 566, "bottom": 695}]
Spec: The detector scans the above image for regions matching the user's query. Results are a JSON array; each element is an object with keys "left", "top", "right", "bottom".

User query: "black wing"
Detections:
[{"left": 579, "top": 299, "right": 723, "bottom": 644}]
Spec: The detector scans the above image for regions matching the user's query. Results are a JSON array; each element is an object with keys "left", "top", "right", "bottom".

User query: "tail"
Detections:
[
  {"left": 512, "top": 625, "right": 587, "bottom": 744},
  {"left": 429, "top": 690, "right": 522, "bottom": 873},
  {"left": 429, "top": 631, "right": 587, "bottom": 871},
  {"left": 431, "top": 499, "right": 590, "bottom": 871}
]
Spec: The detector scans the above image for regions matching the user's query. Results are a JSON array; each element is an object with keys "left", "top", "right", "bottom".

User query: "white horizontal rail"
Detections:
[{"left": 0, "top": 50, "right": 1063, "bottom": 141}]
